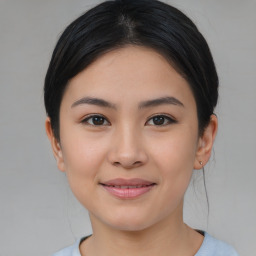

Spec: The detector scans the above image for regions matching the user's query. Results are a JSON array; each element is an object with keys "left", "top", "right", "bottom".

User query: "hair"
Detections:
[{"left": 44, "top": 0, "right": 218, "bottom": 141}]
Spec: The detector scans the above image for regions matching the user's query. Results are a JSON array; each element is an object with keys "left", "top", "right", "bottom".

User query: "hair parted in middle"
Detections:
[{"left": 44, "top": 0, "right": 218, "bottom": 141}]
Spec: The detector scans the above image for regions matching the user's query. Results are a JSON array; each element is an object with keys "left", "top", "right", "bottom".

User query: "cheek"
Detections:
[
  {"left": 60, "top": 132, "right": 109, "bottom": 197},
  {"left": 152, "top": 128, "right": 197, "bottom": 168},
  {"left": 150, "top": 129, "right": 198, "bottom": 194},
  {"left": 61, "top": 124, "right": 108, "bottom": 167}
]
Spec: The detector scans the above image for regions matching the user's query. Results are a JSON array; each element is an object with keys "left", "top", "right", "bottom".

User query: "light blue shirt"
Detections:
[{"left": 52, "top": 232, "right": 239, "bottom": 256}]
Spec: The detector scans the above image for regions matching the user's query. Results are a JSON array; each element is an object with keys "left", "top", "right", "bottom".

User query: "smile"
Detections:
[
  {"left": 100, "top": 178, "right": 156, "bottom": 199},
  {"left": 104, "top": 185, "right": 151, "bottom": 188}
]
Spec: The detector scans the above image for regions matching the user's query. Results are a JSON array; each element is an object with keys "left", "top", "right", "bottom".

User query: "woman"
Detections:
[{"left": 44, "top": 0, "right": 239, "bottom": 255}]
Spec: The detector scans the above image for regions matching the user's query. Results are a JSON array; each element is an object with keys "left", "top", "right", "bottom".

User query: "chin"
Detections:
[
  {"left": 103, "top": 213, "right": 156, "bottom": 232},
  {"left": 111, "top": 222, "right": 151, "bottom": 232}
]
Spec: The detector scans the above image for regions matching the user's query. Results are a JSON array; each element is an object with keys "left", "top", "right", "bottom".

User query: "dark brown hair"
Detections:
[{"left": 44, "top": 0, "right": 218, "bottom": 141}]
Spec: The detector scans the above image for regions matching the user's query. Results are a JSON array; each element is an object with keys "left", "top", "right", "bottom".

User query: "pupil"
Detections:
[
  {"left": 153, "top": 116, "right": 164, "bottom": 125},
  {"left": 93, "top": 116, "right": 104, "bottom": 125}
]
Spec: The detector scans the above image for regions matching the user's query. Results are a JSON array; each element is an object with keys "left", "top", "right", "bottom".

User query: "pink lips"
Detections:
[{"left": 100, "top": 178, "right": 156, "bottom": 199}]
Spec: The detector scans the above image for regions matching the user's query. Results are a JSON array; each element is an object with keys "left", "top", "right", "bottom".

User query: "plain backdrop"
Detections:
[{"left": 0, "top": 0, "right": 255, "bottom": 255}]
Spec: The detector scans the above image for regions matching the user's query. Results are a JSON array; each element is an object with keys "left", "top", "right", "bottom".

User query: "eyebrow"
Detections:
[
  {"left": 138, "top": 96, "right": 184, "bottom": 109},
  {"left": 71, "top": 97, "right": 117, "bottom": 109},
  {"left": 71, "top": 96, "right": 184, "bottom": 109}
]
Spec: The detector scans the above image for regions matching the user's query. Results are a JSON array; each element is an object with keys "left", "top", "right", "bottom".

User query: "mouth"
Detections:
[{"left": 100, "top": 178, "right": 156, "bottom": 199}]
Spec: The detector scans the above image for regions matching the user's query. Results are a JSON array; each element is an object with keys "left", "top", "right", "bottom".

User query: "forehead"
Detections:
[{"left": 61, "top": 46, "right": 196, "bottom": 108}]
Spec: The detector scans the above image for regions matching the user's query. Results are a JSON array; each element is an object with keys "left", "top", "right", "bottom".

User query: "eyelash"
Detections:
[{"left": 81, "top": 114, "right": 177, "bottom": 127}]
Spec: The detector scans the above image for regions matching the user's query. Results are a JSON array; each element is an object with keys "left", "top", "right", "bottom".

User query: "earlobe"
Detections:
[
  {"left": 194, "top": 114, "right": 218, "bottom": 170},
  {"left": 45, "top": 117, "right": 66, "bottom": 172}
]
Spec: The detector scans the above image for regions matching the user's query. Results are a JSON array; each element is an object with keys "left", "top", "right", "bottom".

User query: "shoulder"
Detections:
[
  {"left": 196, "top": 232, "right": 239, "bottom": 256},
  {"left": 52, "top": 238, "right": 83, "bottom": 256}
]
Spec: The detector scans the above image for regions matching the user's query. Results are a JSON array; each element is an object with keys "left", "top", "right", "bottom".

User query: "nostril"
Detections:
[
  {"left": 107, "top": 145, "right": 148, "bottom": 168},
  {"left": 113, "top": 161, "right": 121, "bottom": 167},
  {"left": 112, "top": 160, "right": 142, "bottom": 168}
]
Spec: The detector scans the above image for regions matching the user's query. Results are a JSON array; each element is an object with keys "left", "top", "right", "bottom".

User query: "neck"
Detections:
[{"left": 80, "top": 203, "right": 203, "bottom": 256}]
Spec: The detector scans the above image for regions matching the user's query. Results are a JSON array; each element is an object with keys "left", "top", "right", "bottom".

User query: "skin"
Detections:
[{"left": 46, "top": 46, "right": 218, "bottom": 256}]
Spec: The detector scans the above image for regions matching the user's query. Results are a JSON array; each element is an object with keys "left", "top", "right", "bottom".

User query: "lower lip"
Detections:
[{"left": 102, "top": 185, "right": 155, "bottom": 199}]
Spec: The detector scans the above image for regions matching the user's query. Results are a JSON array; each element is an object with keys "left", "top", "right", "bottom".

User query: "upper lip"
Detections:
[{"left": 100, "top": 178, "right": 155, "bottom": 186}]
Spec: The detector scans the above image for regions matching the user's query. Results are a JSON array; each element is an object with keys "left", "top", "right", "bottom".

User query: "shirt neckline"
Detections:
[{"left": 76, "top": 231, "right": 207, "bottom": 256}]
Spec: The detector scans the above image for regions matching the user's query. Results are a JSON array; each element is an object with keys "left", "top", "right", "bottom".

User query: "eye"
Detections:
[
  {"left": 146, "top": 114, "right": 177, "bottom": 126},
  {"left": 81, "top": 115, "right": 110, "bottom": 126}
]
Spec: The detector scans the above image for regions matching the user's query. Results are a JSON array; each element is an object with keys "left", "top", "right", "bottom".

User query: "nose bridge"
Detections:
[
  {"left": 108, "top": 121, "right": 147, "bottom": 168},
  {"left": 118, "top": 123, "right": 139, "bottom": 152}
]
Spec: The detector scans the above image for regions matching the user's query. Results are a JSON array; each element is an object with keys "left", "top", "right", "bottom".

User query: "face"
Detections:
[{"left": 46, "top": 46, "right": 216, "bottom": 232}]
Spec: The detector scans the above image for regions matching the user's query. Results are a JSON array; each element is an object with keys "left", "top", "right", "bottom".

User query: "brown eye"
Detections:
[
  {"left": 82, "top": 115, "right": 110, "bottom": 126},
  {"left": 146, "top": 115, "right": 176, "bottom": 126}
]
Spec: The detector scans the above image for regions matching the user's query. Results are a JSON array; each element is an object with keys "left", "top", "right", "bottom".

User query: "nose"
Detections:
[{"left": 107, "top": 125, "right": 148, "bottom": 169}]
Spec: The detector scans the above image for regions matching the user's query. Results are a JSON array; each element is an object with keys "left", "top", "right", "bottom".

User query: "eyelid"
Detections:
[
  {"left": 81, "top": 114, "right": 110, "bottom": 126},
  {"left": 146, "top": 114, "right": 177, "bottom": 126},
  {"left": 81, "top": 113, "right": 177, "bottom": 127}
]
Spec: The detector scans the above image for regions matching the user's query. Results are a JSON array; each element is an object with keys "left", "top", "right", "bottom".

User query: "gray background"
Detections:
[{"left": 0, "top": 0, "right": 255, "bottom": 255}]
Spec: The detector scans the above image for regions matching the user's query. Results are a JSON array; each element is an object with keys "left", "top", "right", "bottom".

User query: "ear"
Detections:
[
  {"left": 45, "top": 117, "right": 65, "bottom": 172},
  {"left": 194, "top": 114, "right": 218, "bottom": 170}
]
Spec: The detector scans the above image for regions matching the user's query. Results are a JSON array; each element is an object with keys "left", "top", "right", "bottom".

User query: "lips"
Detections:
[{"left": 100, "top": 178, "right": 156, "bottom": 199}]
